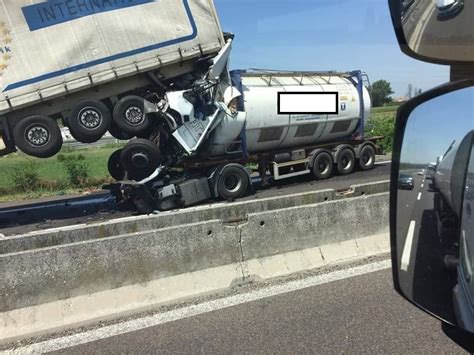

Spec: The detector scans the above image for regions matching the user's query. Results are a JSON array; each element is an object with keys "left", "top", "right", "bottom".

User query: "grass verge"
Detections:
[{"left": 0, "top": 145, "right": 121, "bottom": 203}]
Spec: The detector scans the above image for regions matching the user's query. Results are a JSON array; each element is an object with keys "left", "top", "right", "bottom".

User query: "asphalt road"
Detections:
[
  {"left": 0, "top": 160, "right": 391, "bottom": 236},
  {"left": 396, "top": 172, "right": 457, "bottom": 326},
  {"left": 40, "top": 263, "right": 470, "bottom": 354},
  {"left": 403, "top": 0, "right": 473, "bottom": 61}
]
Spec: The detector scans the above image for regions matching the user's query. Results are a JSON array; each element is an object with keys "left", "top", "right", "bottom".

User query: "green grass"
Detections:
[
  {"left": 366, "top": 105, "right": 397, "bottom": 154},
  {"left": 371, "top": 105, "right": 399, "bottom": 115},
  {"left": 0, "top": 145, "right": 122, "bottom": 202}
]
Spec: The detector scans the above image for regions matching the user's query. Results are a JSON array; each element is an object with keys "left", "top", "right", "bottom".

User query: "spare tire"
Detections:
[
  {"left": 120, "top": 139, "right": 161, "bottom": 181},
  {"left": 68, "top": 100, "right": 111, "bottom": 143},
  {"left": 113, "top": 96, "right": 151, "bottom": 136},
  {"left": 13, "top": 115, "right": 63, "bottom": 158}
]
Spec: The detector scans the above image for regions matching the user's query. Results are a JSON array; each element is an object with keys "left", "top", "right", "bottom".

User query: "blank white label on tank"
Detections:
[{"left": 278, "top": 92, "right": 339, "bottom": 115}]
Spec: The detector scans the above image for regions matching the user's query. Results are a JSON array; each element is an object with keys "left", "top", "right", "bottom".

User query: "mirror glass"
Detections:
[
  {"left": 396, "top": 85, "right": 474, "bottom": 330},
  {"left": 397, "top": 0, "right": 474, "bottom": 62}
]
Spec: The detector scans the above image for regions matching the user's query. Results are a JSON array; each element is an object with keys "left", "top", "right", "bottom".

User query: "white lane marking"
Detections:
[
  {"left": 5, "top": 260, "right": 391, "bottom": 354},
  {"left": 401, "top": 221, "right": 416, "bottom": 271},
  {"left": 410, "top": 3, "right": 437, "bottom": 51},
  {"left": 417, "top": 192, "right": 422, "bottom": 201},
  {"left": 421, "top": 184, "right": 424, "bottom": 189},
  {"left": 374, "top": 160, "right": 391, "bottom": 165}
]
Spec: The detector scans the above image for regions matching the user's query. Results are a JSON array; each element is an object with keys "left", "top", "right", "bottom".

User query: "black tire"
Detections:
[
  {"left": 358, "top": 144, "right": 375, "bottom": 171},
  {"left": 113, "top": 96, "right": 151, "bottom": 135},
  {"left": 217, "top": 165, "right": 249, "bottom": 200},
  {"left": 336, "top": 148, "right": 355, "bottom": 175},
  {"left": 68, "top": 100, "right": 111, "bottom": 143},
  {"left": 13, "top": 115, "right": 63, "bottom": 158},
  {"left": 120, "top": 139, "right": 161, "bottom": 181},
  {"left": 108, "top": 121, "right": 133, "bottom": 140},
  {"left": 311, "top": 152, "right": 333, "bottom": 180},
  {"left": 108, "top": 149, "right": 126, "bottom": 180}
]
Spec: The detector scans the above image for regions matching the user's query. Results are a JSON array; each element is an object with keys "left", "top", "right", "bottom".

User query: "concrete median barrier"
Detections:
[
  {"left": 0, "top": 181, "right": 389, "bottom": 254},
  {"left": 240, "top": 192, "right": 388, "bottom": 262},
  {"left": 1, "top": 220, "right": 241, "bottom": 313},
  {"left": 0, "top": 182, "right": 390, "bottom": 344}
]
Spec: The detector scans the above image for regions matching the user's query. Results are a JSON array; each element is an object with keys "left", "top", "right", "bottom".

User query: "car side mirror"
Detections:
[
  {"left": 391, "top": 80, "right": 474, "bottom": 332},
  {"left": 388, "top": 0, "right": 474, "bottom": 63}
]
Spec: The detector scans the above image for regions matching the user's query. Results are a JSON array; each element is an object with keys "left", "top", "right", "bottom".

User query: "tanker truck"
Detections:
[
  {"left": 0, "top": 0, "right": 225, "bottom": 157},
  {"left": 102, "top": 37, "right": 381, "bottom": 213},
  {"left": 432, "top": 131, "right": 474, "bottom": 332},
  {"left": 432, "top": 131, "right": 473, "bottom": 250},
  {"left": 0, "top": 0, "right": 381, "bottom": 213}
]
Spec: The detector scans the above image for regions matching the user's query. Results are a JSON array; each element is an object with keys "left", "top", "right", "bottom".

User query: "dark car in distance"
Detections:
[{"left": 398, "top": 173, "right": 415, "bottom": 190}]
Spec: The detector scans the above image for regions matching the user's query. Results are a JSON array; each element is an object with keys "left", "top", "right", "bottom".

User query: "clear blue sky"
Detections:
[
  {"left": 214, "top": 0, "right": 449, "bottom": 98},
  {"left": 401, "top": 87, "right": 474, "bottom": 164}
]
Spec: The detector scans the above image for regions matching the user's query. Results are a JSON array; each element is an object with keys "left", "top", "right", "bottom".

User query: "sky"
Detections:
[
  {"left": 401, "top": 86, "right": 474, "bottom": 164},
  {"left": 214, "top": 0, "right": 450, "bottom": 98}
]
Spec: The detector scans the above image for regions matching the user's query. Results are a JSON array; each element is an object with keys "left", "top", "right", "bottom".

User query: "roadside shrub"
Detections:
[
  {"left": 365, "top": 114, "right": 395, "bottom": 153},
  {"left": 9, "top": 162, "right": 39, "bottom": 192},
  {"left": 57, "top": 154, "right": 89, "bottom": 186}
]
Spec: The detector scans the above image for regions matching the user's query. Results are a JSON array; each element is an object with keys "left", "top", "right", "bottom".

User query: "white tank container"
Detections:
[
  {"left": 238, "top": 72, "right": 371, "bottom": 153},
  {"left": 435, "top": 131, "right": 474, "bottom": 215}
]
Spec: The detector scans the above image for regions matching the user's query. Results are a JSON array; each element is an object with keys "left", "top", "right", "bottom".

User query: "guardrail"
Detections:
[{"left": 0, "top": 180, "right": 390, "bottom": 344}]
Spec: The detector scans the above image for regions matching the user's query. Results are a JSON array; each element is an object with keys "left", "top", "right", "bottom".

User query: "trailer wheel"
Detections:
[
  {"left": 358, "top": 144, "right": 375, "bottom": 171},
  {"left": 216, "top": 164, "right": 249, "bottom": 201},
  {"left": 13, "top": 115, "right": 63, "bottom": 158},
  {"left": 120, "top": 138, "right": 161, "bottom": 181},
  {"left": 113, "top": 96, "right": 151, "bottom": 135},
  {"left": 108, "top": 149, "right": 126, "bottom": 180},
  {"left": 68, "top": 100, "right": 111, "bottom": 143},
  {"left": 311, "top": 152, "right": 333, "bottom": 180},
  {"left": 336, "top": 148, "right": 355, "bottom": 175},
  {"left": 108, "top": 121, "right": 133, "bottom": 140}
]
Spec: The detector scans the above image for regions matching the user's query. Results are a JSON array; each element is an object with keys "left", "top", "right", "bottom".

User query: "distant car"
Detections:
[
  {"left": 417, "top": 169, "right": 425, "bottom": 176},
  {"left": 398, "top": 173, "right": 415, "bottom": 190},
  {"left": 426, "top": 163, "right": 437, "bottom": 179},
  {"left": 435, "top": 0, "right": 464, "bottom": 20}
]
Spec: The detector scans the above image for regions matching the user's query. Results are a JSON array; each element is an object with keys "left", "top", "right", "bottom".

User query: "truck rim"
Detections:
[
  {"left": 224, "top": 173, "right": 242, "bottom": 193},
  {"left": 341, "top": 153, "right": 353, "bottom": 170},
  {"left": 25, "top": 124, "right": 50, "bottom": 147},
  {"left": 361, "top": 150, "right": 373, "bottom": 166},
  {"left": 130, "top": 151, "right": 151, "bottom": 169},
  {"left": 318, "top": 156, "right": 331, "bottom": 175},
  {"left": 78, "top": 107, "right": 102, "bottom": 129},
  {"left": 125, "top": 106, "right": 145, "bottom": 126}
]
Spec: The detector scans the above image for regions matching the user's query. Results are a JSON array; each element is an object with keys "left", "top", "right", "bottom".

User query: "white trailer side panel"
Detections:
[{"left": 0, "top": 0, "right": 224, "bottom": 113}]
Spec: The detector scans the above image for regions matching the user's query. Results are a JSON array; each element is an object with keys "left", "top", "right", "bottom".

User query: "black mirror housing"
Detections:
[
  {"left": 388, "top": 0, "right": 474, "bottom": 65},
  {"left": 391, "top": 79, "right": 474, "bottom": 332}
]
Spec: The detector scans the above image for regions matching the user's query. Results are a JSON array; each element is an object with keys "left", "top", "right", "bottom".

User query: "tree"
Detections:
[{"left": 369, "top": 80, "right": 394, "bottom": 107}]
